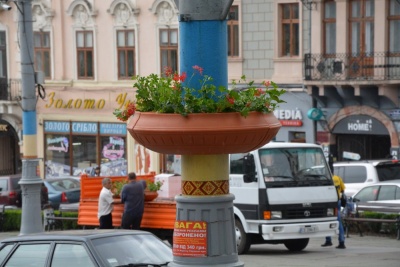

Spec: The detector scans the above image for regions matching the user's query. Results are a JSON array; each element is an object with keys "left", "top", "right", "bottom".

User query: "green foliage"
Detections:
[
  {"left": 112, "top": 180, "right": 128, "bottom": 197},
  {"left": 114, "top": 66, "right": 286, "bottom": 121},
  {"left": 146, "top": 180, "right": 163, "bottom": 192}
]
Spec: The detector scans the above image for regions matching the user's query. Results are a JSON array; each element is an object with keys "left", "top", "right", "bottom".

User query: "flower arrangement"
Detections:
[
  {"left": 146, "top": 180, "right": 163, "bottom": 192},
  {"left": 112, "top": 180, "right": 128, "bottom": 197},
  {"left": 113, "top": 66, "right": 285, "bottom": 121}
]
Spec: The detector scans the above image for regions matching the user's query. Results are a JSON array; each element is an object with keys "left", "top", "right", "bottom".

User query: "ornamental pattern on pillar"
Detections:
[{"left": 182, "top": 180, "right": 229, "bottom": 196}]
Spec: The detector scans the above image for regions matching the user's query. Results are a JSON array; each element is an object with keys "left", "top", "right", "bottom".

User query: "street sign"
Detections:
[{"left": 343, "top": 151, "right": 361, "bottom": 160}]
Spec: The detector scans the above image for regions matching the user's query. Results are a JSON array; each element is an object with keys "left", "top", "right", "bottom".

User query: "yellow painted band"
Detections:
[
  {"left": 181, "top": 154, "right": 229, "bottom": 181},
  {"left": 23, "top": 135, "right": 37, "bottom": 157}
]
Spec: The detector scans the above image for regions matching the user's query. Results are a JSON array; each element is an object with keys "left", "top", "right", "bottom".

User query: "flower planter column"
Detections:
[{"left": 170, "top": 1, "right": 243, "bottom": 266}]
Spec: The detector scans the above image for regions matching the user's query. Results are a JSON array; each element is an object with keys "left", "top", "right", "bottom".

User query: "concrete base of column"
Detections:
[
  {"left": 19, "top": 158, "right": 44, "bottom": 235},
  {"left": 169, "top": 194, "right": 244, "bottom": 267}
]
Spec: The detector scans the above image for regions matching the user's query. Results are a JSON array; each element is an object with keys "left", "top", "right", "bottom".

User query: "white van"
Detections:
[{"left": 230, "top": 142, "right": 339, "bottom": 254}]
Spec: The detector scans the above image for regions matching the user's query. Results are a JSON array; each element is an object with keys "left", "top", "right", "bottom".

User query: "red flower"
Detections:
[
  {"left": 164, "top": 66, "right": 173, "bottom": 77},
  {"left": 226, "top": 95, "right": 235, "bottom": 104},
  {"left": 255, "top": 88, "right": 263, "bottom": 96},
  {"left": 173, "top": 73, "right": 180, "bottom": 82},
  {"left": 262, "top": 80, "right": 271, "bottom": 87},
  {"left": 180, "top": 72, "right": 187, "bottom": 82},
  {"left": 192, "top": 65, "right": 203, "bottom": 75}
]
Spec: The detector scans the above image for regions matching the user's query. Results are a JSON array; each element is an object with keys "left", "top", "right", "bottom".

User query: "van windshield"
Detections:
[{"left": 259, "top": 148, "right": 333, "bottom": 187}]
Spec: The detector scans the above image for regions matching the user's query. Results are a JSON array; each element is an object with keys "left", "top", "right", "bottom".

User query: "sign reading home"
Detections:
[{"left": 332, "top": 115, "right": 388, "bottom": 135}]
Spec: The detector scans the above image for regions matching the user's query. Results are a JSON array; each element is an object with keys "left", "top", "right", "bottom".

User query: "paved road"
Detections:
[
  {"left": 1, "top": 231, "right": 399, "bottom": 266},
  {"left": 239, "top": 234, "right": 400, "bottom": 267}
]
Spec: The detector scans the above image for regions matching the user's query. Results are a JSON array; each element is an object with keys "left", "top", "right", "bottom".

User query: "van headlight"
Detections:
[
  {"left": 271, "top": 211, "right": 282, "bottom": 219},
  {"left": 327, "top": 208, "right": 334, "bottom": 216}
]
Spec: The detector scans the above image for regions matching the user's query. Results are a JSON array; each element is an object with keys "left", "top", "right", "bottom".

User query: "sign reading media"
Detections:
[{"left": 332, "top": 115, "right": 388, "bottom": 135}]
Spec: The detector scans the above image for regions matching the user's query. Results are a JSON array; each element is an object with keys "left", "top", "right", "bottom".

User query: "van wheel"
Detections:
[
  {"left": 235, "top": 218, "right": 251, "bottom": 254},
  {"left": 284, "top": 238, "right": 309, "bottom": 251}
]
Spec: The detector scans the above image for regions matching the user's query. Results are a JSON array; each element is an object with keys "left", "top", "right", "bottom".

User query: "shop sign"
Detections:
[
  {"left": 273, "top": 109, "right": 303, "bottom": 127},
  {"left": 44, "top": 92, "right": 133, "bottom": 110},
  {"left": 44, "top": 121, "right": 70, "bottom": 133},
  {"left": 100, "top": 123, "right": 127, "bottom": 135},
  {"left": 71, "top": 122, "right": 97, "bottom": 134},
  {"left": 332, "top": 115, "right": 388, "bottom": 135},
  {"left": 173, "top": 221, "right": 207, "bottom": 257},
  {"left": 388, "top": 109, "right": 400, "bottom": 120}
]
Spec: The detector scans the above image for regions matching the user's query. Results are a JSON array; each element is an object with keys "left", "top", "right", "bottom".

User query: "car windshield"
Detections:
[
  {"left": 48, "top": 179, "right": 80, "bottom": 191},
  {"left": 259, "top": 147, "right": 332, "bottom": 187},
  {"left": 91, "top": 233, "right": 172, "bottom": 266}
]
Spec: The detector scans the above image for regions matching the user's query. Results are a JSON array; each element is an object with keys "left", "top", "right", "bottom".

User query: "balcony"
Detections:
[
  {"left": 304, "top": 52, "right": 400, "bottom": 83},
  {"left": 0, "top": 79, "right": 21, "bottom": 101}
]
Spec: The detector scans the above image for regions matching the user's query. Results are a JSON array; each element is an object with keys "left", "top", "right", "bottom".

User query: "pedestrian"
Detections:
[
  {"left": 98, "top": 177, "right": 114, "bottom": 229},
  {"left": 121, "top": 172, "right": 147, "bottom": 230},
  {"left": 93, "top": 166, "right": 101, "bottom": 177},
  {"left": 321, "top": 161, "right": 346, "bottom": 249}
]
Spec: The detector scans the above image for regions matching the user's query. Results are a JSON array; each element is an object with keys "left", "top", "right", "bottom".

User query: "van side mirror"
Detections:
[{"left": 243, "top": 154, "right": 256, "bottom": 183}]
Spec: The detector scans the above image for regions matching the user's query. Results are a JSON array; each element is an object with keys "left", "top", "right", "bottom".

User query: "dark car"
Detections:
[
  {"left": 0, "top": 175, "right": 21, "bottom": 207},
  {"left": 0, "top": 229, "right": 172, "bottom": 267},
  {"left": 44, "top": 178, "right": 80, "bottom": 210}
]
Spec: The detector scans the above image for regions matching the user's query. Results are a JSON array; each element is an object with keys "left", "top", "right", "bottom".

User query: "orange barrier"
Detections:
[{"left": 78, "top": 172, "right": 176, "bottom": 229}]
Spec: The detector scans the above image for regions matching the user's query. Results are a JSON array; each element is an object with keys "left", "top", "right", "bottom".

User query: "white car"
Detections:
[
  {"left": 352, "top": 180, "right": 400, "bottom": 205},
  {"left": 334, "top": 160, "right": 400, "bottom": 196}
]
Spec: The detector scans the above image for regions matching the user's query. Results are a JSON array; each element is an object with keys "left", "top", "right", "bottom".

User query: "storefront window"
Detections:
[
  {"left": 45, "top": 134, "right": 70, "bottom": 177},
  {"left": 44, "top": 121, "right": 127, "bottom": 178}
]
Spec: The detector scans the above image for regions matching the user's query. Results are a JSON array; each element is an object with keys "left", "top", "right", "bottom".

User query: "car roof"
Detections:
[
  {"left": 370, "top": 179, "right": 400, "bottom": 185},
  {"left": 45, "top": 177, "right": 80, "bottom": 182},
  {"left": 334, "top": 159, "right": 400, "bottom": 166},
  {"left": 261, "top": 142, "right": 322, "bottom": 149},
  {"left": 0, "top": 229, "right": 150, "bottom": 243}
]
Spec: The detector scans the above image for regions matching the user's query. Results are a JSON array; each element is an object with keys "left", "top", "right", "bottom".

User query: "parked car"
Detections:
[
  {"left": 352, "top": 180, "right": 400, "bottom": 204},
  {"left": 0, "top": 229, "right": 173, "bottom": 267},
  {"left": 0, "top": 174, "right": 21, "bottom": 207},
  {"left": 44, "top": 178, "right": 81, "bottom": 210},
  {"left": 334, "top": 159, "right": 400, "bottom": 196}
]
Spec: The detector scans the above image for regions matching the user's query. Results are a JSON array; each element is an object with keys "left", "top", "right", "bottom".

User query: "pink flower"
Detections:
[{"left": 193, "top": 65, "right": 204, "bottom": 75}]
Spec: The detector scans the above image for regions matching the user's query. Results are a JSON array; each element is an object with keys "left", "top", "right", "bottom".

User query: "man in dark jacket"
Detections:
[{"left": 120, "top": 172, "right": 147, "bottom": 230}]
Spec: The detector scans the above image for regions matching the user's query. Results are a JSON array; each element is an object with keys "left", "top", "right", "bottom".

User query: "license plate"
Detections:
[{"left": 299, "top": 226, "right": 318, "bottom": 233}]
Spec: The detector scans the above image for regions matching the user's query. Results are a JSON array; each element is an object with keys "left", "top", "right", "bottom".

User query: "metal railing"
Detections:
[
  {"left": 0, "top": 79, "right": 21, "bottom": 101},
  {"left": 304, "top": 52, "right": 400, "bottom": 81}
]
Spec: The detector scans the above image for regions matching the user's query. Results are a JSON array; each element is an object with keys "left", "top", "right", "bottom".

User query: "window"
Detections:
[
  {"left": 76, "top": 31, "right": 94, "bottom": 79},
  {"left": 117, "top": 30, "right": 135, "bottom": 79},
  {"left": 44, "top": 121, "right": 127, "bottom": 178},
  {"left": 34, "top": 31, "right": 51, "bottom": 78},
  {"left": 160, "top": 29, "right": 178, "bottom": 74},
  {"left": 4, "top": 244, "right": 50, "bottom": 266},
  {"left": 280, "top": 3, "right": 299, "bottom": 57},
  {"left": 388, "top": 0, "right": 400, "bottom": 53},
  {"left": 52, "top": 244, "right": 95, "bottom": 267},
  {"left": 227, "top": 5, "right": 239, "bottom": 57},
  {"left": 323, "top": 0, "right": 336, "bottom": 55}
]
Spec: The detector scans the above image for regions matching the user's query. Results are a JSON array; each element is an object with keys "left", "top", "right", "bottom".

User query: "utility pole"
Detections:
[{"left": 14, "top": 0, "right": 43, "bottom": 234}]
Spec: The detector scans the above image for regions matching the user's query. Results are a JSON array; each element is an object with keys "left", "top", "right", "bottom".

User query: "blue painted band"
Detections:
[
  {"left": 23, "top": 111, "right": 37, "bottom": 135},
  {"left": 180, "top": 20, "right": 228, "bottom": 90}
]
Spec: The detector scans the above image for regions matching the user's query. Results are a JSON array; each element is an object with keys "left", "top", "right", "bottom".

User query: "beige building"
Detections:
[{"left": 0, "top": 0, "right": 245, "bottom": 177}]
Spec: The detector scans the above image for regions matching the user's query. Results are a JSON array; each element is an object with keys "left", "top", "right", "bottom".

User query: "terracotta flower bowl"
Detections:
[{"left": 127, "top": 112, "right": 281, "bottom": 155}]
